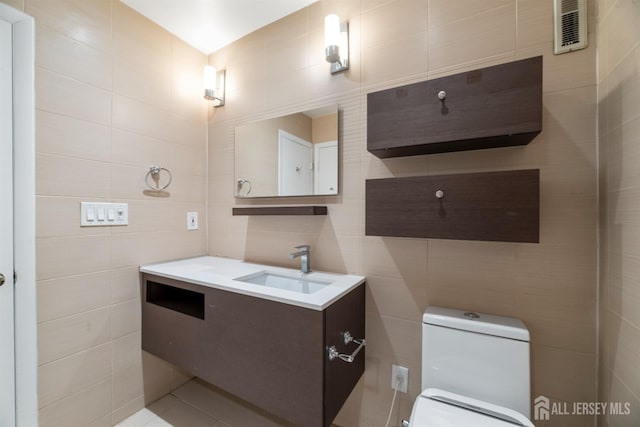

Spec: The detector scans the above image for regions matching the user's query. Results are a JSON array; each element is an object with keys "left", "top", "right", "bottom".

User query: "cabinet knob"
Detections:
[
  {"left": 0, "top": 272, "right": 4, "bottom": 286},
  {"left": 435, "top": 189, "right": 444, "bottom": 199},
  {"left": 437, "top": 90, "right": 446, "bottom": 100}
]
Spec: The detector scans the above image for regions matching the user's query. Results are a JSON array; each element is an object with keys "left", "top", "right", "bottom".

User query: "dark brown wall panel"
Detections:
[
  {"left": 366, "top": 169, "right": 539, "bottom": 243},
  {"left": 367, "top": 56, "right": 542, "bottom": 158}
]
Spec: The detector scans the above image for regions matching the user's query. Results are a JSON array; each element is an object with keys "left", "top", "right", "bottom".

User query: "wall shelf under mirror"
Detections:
[{"left": 232, "top": 206, "right": 328, "bottom": 216}]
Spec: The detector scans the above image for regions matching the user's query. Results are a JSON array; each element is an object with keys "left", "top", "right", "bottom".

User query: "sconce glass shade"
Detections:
[
  {"left": 203, "top": 65, "right": 225, "bottom": 107},
  {"left": 324, "top": 14, "right": 349, "bottom": 74},
  {"left": 324, "top": 14, "right": 340, "bottom": 50},
  {"left": 203, "top": 65, "right": 217, "bottom": 100}
]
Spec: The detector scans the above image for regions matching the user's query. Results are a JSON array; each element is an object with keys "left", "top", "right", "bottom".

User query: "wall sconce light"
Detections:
[
  {"left": 203, "top": 65, "right": 225, "bottom": 107},
  {"left": 324, "top": 14, "right": 349, "bottom": 74}
]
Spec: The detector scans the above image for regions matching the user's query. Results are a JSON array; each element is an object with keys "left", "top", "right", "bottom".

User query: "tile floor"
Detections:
[{"left": 117, "top": 378, "right": 292, "bottom": 427}]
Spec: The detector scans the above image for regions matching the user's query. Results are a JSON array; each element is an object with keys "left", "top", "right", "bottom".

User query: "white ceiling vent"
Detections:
[{"left": 554, "top": 0, "right": 588, "bottom": 54}]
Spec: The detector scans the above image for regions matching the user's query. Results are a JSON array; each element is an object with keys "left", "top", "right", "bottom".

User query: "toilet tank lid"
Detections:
[{"left": 423, "top": 306, "right": 530, "bottom": 342}]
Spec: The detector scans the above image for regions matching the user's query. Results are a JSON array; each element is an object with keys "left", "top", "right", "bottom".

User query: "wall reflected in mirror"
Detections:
[{"left": 234, "top": 105, "right": 338, "bottom": 198}]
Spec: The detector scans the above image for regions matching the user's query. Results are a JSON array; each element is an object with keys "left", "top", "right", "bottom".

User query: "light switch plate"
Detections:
[
  {"left": 187, "top": 211, "right": 198, "bottom": 230},
  {"left": 81, "top": 202, "right": 128, "bottom": 227}
]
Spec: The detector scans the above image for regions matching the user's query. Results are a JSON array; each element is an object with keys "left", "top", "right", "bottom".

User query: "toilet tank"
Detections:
[{"left": 422, "top": 306, "right": 531, "bottom": 418}]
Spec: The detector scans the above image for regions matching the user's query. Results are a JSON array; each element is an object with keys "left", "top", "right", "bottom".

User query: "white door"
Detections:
[
  {"left": 0, "top": 18, "right": 16, "bottom": 427},
  {"left": 313, "top": 140, "right": 338, "bottom": 195},
  {"left": 278, "top": 130, "right": 313, "bottom": 196}
]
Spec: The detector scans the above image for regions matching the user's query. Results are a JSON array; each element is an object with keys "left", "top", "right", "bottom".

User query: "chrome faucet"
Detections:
[{"left": 289, "top": 244, "right": 311, "bottom": 273}]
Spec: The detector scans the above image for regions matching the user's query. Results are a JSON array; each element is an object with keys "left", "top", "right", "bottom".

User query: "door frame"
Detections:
[
  {"left": 0, "top": 3, "right": 37, "bottom": 426},
  {"left": 0, "top": 15, "right": 15, "bottom": 427},
  {"left": 313, "top": 139, "right": 338, "bottom": 195},
  {"left": 277, "top": 129, "right": 313, "bottom": 196}
]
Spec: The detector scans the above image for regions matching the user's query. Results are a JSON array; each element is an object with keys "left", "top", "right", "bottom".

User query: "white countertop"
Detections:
[{"left": 139, "top": 256, "right": 366, "bottom": 311}]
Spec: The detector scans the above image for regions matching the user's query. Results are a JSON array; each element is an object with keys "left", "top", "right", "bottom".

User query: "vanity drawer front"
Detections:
[
  {"left": 202, "top": 287, "right": 325, "bottom": 427},
  {"left": 367, "top": 56, "right": 542, "bottom": 157},
  {"left": 366, "top": 169, "right": 539, "bottom": 243},
  {"left": 324, "top": 283, "right": 366, "bottom": 425}
]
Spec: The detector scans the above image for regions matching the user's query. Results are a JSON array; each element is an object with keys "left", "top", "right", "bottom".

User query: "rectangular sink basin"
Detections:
[{"left": 235, "top": 271, "right": 332, "bottom": 294}]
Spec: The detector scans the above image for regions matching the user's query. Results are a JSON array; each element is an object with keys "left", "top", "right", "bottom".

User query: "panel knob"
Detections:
[
  {"left": 437, "top": 90, "right": 446, "bottom": 100},
  {"left": 435, "top": 189, "right": 444, "bottom": 199},
  {"left": 0, "top": 273, "right": 5, "bottom": 286}
]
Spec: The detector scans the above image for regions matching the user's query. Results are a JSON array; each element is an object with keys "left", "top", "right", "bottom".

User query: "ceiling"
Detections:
[{"left": 120, "top": 0, "right": 318, "bottom": 55}]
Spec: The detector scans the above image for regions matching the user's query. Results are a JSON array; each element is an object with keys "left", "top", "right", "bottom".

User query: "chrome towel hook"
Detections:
[
  {"left": 237, "top": 178, "right": 252, "bottom": 196},
  {"left": 145, "top": 165, "right": 172, "bottom": 191}
]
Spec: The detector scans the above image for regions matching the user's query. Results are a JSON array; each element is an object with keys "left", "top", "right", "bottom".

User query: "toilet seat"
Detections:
[{"left": 409, "top": 388, "right": 534, "bottom": 427}]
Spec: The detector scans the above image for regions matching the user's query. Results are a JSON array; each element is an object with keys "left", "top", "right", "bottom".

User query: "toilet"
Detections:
[{"left": 408, "top": 306, "right": 535, "bottom": 426}]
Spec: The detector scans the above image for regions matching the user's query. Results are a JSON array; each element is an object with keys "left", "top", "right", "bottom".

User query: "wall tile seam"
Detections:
[
  {"left": 37, "top": 376, "right": 113, "bottom": 414},
  {"left": 609, "top": 369, "right": 640, "bottom": 402},
  {"left": 602, "top": 115, "right": 640, "bottom": 136},
  {"left": 37, "top": 341, "right": 112, "bottom": 379},
  {"left": 34, "top": 150, "right": 114, "bottom": 167},
  {"left": 368, "top": 312, "right": 422, "bottom": 325},
  {"left": 109, "top": 395, "right": 145, "bottom": 420},
  {"left": 427, "top": 2, "right": 515, "bottom": 30},
  {"left": 206, "top": 93, "right": 361, "bottom": 125},
  {"left": 596, "top": 0, "right": 618, "bottom": 24},
  {"left": 33, "top": 105, "right": 111, "bottom": 130},
  {"left": 36, "top": 64, "right": 113, "bottom": 96},
  {"left": 33, "top": 60, "right": 113, "bottom": 93},
  {"left": 39, "top": 298, "right": 141, "bottom": 328},
  {"left": 530, "top": 340, "right": 598, "bottom": 355},
  {"left": 603, "top": 39, "right": 640, "bottom": 78},
  {"left": 36, "top": 303, "right": 113, "bottom": 327},
  {"left": 37, "top": 67, "right": 205, "bottom": 128},
  {"left": 606, "top": 309, "right": 640, "bottom": 334},
  {"left": 33, "top": 21, "right": 114, "bottom": 58}
]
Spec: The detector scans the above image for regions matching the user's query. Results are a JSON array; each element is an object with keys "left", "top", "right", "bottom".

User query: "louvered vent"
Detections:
[{"left": 554, "top": 0, "right": 587, "bottom": 54}]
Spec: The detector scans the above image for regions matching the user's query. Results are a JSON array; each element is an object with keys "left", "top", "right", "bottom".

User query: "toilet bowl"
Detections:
[{"left": 408, "top": 306, "right": 534, "bottom": 427}]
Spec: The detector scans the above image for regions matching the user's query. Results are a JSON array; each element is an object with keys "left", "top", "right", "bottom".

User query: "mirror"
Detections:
[{"left": 234, "top": 106, "right": 338, "bottom": 198}]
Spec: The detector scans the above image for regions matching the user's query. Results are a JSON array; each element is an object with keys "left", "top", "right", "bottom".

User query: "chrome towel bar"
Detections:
[{"left": 327, "top": 331, "right": 366, "bottom": 363}]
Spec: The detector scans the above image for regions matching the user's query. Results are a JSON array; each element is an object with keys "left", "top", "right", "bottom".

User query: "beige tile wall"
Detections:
[
  {"left": 598, "top": 0, "right": 640, "bottom": 426},
  {"left": 0, "top": 0, "right": 208, "bottom": 425},
  {"left": 208, "top": 0, "right": 599, "bottom": 426}
]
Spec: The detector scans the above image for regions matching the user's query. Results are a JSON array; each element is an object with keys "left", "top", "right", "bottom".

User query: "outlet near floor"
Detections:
[{"left": 391, "top": 364, "right": 408, "bottom": 393}]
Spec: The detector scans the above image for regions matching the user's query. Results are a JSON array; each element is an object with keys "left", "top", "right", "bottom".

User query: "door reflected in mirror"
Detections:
[{"left": 234, "top": 105, "right": 338, "bottom": 198}]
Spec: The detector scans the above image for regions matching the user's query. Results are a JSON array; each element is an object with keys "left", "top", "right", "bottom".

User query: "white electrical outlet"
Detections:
[
  {"left": 391, "top": 364, "right": 408, "bottom": 393},
  {"left": 187, "top": 211, "right": 198, "bottom": 230}
]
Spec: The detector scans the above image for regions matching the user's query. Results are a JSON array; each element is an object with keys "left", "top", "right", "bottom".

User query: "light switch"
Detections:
[
  {"left": 187, "top": 211, "right": 198, "bottom": 230},
  {"left": 81, "top": 202, "right": 128, "bottom": 227}
]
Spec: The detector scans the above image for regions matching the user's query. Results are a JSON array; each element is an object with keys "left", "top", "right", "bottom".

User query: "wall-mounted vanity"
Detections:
[
  {"left": 140, "top": 256, "right": 365, "bottom": 427},
  {"left": 234, "top": 105, "right": 339, "bottom": 198}
]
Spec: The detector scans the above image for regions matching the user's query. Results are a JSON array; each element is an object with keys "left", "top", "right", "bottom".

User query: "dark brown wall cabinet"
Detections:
[
  {"left": 366, "top": 169, "right": 539, "bottom": 243},
  {"left": 367, "top": 56, "right": 543, "bottom": 158},
  {"left": 141, "top": 274, "right": 365, "bottom": 427}
]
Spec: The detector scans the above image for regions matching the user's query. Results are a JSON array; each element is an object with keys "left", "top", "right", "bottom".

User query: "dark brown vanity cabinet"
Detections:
[
  {"left": 366, "top": 169, "right": 540, "bottom": 243},
  {"left": 141, "top": 274, "right": 365, "bottom": 427},
  {"left": 367, "top": 56, "right": 542, "bottom": 158}
]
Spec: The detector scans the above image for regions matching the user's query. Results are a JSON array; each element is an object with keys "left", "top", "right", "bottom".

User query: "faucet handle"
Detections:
[{"left": 294, "top": 244, "right": 310, "bottom": 251}]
